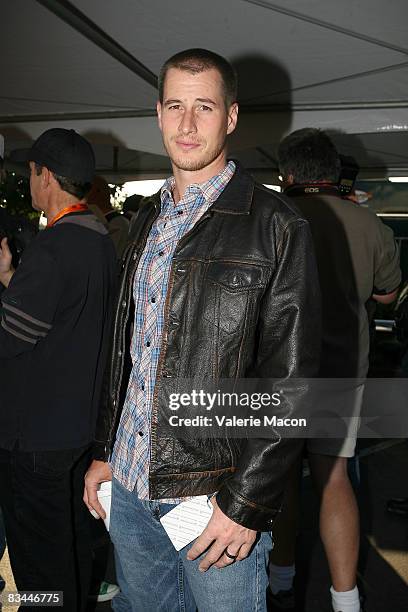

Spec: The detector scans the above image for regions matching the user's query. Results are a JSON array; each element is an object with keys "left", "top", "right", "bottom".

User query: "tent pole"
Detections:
[{"left": 35, "top": 0, "right": 158, "bottom": 89}]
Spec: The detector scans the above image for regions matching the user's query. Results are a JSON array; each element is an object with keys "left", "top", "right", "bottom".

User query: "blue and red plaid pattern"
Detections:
[{"left": 111, "top": 161, "right": 235, "bottom": 499}]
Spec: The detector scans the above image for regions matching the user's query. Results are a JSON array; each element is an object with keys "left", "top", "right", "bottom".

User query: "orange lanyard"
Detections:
[{"left": 47, "top": 204, "right": 88, "bottom": 228}]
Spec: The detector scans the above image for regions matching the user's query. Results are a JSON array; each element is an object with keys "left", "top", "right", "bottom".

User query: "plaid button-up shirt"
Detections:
[{"left": 111, "top": 161, "right": 235, "bottom": 500}]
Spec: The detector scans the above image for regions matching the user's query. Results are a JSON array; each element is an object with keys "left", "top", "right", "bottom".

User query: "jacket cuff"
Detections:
[
  {"left": 92, "top": 441, "right": 110, "bottom": 462},
  {"left": 216, "top": 483, "right": 281, "bottom": 532}
]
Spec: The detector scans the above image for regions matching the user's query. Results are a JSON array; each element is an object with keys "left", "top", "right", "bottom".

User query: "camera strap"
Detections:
[
  {"left": 284, "top": 183, "right": 341, "bottom": 198},
  {"left": 47, "top": 203, "right": 88, "bottom": 228}
]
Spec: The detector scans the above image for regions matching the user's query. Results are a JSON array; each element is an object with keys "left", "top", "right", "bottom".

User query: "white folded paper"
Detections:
[
  {"left": 90, "top": 481, "right": 112, "bottom": 530},
  {"left": 160, "top": 495, "right": 214, "bottom": 551}
]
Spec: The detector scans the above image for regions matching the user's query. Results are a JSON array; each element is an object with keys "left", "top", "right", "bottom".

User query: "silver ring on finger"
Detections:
[{"left": 224, "top": 548, "right": 238, "bottom": 561}]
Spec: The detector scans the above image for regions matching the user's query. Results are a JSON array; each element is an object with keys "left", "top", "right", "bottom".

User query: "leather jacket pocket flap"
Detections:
[{"left": 207, "top": 262, "right": 266, "bottom": 292}]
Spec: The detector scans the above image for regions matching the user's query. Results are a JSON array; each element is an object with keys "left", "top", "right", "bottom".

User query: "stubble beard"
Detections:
[{"left": 164, "top": 136, "right": 227, "bottom": 173}]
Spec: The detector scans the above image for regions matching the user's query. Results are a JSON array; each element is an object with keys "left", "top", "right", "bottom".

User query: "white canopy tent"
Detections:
[{"left": 2, "top": 0, "right": 408, "bottom": 182}]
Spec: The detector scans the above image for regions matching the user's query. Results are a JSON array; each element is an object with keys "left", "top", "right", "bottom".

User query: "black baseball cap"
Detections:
[{"left": 27, "top": 128, "right": 95, "bottom": 183}]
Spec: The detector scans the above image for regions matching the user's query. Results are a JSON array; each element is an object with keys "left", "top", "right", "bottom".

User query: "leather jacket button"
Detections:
[
  {"left": 132, "top": 252, "right": 137, "bottom": 260},
  {"left": 122, "top": 300, "right": 127, "bottom": 308}
]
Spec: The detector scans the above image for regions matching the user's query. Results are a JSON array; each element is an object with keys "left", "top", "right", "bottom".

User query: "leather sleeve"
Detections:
[
  {"left": 217, "top": 218, "right": 321, "bottom": 531},
  {"left": 92, "top": 364, "right": 113, "bottom": 461},
  {"left": 91, "top": 198, "right": 160, "bottom": 462}
]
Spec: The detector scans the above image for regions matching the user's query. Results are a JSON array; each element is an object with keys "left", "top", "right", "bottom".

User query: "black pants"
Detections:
[{"left": 0, "top": 445, "right": 93, "bottom": 612}]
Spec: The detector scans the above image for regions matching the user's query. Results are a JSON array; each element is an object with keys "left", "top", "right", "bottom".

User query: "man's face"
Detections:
[
  {"left": 157, "top": 67, "right": 238, "bottom": 173},
  {"left": 29, "top": 161, "right": 43, "bottom": 211}
]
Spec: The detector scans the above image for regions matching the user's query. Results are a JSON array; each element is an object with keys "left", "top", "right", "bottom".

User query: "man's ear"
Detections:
[
  {"left": 42, "top": 166, "right": 51, "bottom": 186},
  {"left": 156, "top": 101, "right": 163, "bottom": 132},
  {"left": 43, "top": 167, "right": 56, "bottom": 190},
  {"left": 227, "top": 103, "right": 238, "bottom": 135}
]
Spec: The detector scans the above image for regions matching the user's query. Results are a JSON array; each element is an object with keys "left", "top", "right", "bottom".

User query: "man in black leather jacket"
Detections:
[{"left": 84, "top": 49, "right": 321, "bottom": 611}]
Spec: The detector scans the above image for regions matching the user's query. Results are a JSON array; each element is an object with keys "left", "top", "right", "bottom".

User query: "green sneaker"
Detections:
[{"left": 96, "top": 581, "right": 120, "bottom": 603}]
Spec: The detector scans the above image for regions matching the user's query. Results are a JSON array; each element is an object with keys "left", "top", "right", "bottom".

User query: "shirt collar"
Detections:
[{"left": 160, "top": 160, "right": 236, "bottom": 206}]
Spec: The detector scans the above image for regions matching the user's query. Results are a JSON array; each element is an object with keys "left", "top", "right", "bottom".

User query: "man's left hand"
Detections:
[{"left": 186, "top": 497, "right": 257, "bottom": 571}]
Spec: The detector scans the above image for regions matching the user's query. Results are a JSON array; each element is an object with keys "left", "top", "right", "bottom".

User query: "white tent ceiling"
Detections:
[{"left": 2, "top": 0, "right": 408, "bottom": 181}]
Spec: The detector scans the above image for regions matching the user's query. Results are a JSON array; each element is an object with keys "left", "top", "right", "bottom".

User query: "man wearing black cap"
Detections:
[{"left": 0, "top": 128, "right": 117, "bottom": 610}]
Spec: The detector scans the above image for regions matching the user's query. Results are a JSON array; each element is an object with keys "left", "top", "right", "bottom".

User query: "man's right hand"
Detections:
[{"left": 83, "top": 460, "right": 112, "bottom": 519}]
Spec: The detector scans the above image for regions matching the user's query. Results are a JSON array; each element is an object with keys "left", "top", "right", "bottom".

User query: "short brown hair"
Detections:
[
  {"left": 158, "top": 48, "right": 237, "bottom": 108},
  {"left": 278, "top": 128, "right": 341, "bottom": 184}
]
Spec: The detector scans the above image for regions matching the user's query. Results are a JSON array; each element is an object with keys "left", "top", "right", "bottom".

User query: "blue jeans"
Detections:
[{"left": 110, "top": 477, "right": 272, "bottom": 612}]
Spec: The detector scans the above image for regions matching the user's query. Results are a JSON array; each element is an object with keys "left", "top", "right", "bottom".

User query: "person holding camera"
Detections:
[{"left": 0, "top": 129, "right": 117, "bottom": 610}]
